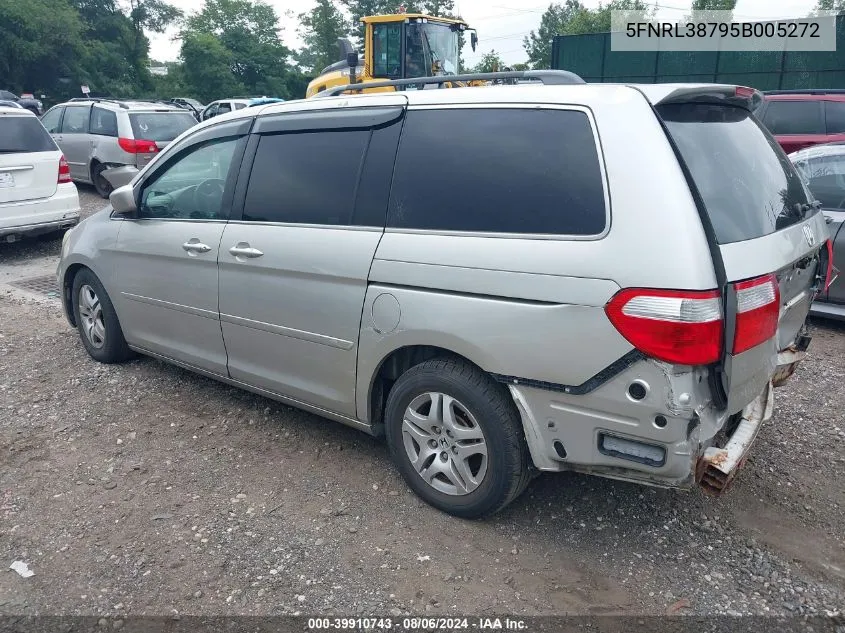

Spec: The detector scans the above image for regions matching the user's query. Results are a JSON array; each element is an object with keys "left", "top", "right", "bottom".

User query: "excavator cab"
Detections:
[{"left": 305, "top": 13, "right": 477, "bottom": 98}]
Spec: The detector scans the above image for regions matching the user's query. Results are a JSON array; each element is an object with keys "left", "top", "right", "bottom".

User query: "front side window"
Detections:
[
  {"left": 217, "top": 103, "right": 232, "bottom": 115},
  {"left": 372, "top": 22, "right": 402, "bottom": 78},
  {"left": 60, "top": 106, "right": 90, "bottom": 134},
  {"left": 138, "top": 137, "right": 239, "bottom": 220},
  {"left": 40, "top": 107, "right": 63, "bottom": 133},
  {"left": 763, "top": 100, "right": 823, "bottom": 135},
  {"left": 388, "top": 108, "right": 607, "bottom": 235},
  {"left": 243, "top": 130, "right": 370, "bottom": 225}
]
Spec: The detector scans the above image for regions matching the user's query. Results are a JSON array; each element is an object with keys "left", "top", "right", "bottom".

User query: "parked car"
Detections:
[
  {"left": 789, "top": 142, "right": 845, "bottom": 319},
  {"left": 199, "top": 99, "right": 252, "bottom": 121},
  {"left": 0, "top": 106, "right": 80, "bottom": 242},
  {"left": 57, "top": 75, "right": 833, "bottom": 518},
  {"left": 168, "top": 98, "right": 205, "bottom": 117},
  {"left": 39, "top": 98, "right": 199, "bottom": 198},
  {"left": 0, "top": 89, "right": 44, "bottom": 115},
  {"left": 755, "top": 89, "right": 845, "bottom": 154}
]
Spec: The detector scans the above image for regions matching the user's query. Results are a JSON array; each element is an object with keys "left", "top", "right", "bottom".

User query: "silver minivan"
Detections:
[
  {"left": 57, "top": 74, "right": 834, "bottom": 518},
  {"left": 40, "top": 99, "right": 198, "bottom": 198}
]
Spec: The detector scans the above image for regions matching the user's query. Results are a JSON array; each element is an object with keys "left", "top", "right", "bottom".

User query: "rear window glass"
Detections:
[
  {"left": 0, "top": 116, "right": 57, "bottom": 153},
  {"left": 762, "top": 100, "right": 823, "bottom": 135},
  {"left": 129, "top": 112, "right": 196, "bottom": 141},
  {"left": 659, "top": 103, "right": 815, "bottom": 244},
  {"left": 387, "top": 109, "right": 607, "bottom": 235}
]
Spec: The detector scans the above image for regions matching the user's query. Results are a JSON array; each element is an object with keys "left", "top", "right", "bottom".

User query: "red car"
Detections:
[{"left": 754, "top": 90, "right": 845, "bottom": 154}]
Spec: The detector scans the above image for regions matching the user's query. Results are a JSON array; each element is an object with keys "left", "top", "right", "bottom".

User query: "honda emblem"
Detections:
[{"left": 803, "top": 225, "right": 816, "bottom": 247}]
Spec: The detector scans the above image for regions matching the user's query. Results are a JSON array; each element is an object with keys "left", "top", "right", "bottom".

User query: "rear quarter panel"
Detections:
[{"left": 355, "top": 86, "right": 719, "bottom": 422}]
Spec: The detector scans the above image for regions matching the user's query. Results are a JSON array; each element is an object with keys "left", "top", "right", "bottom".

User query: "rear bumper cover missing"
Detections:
[{"left": 696, "top": 379, "right": 773, "bottom": 495}]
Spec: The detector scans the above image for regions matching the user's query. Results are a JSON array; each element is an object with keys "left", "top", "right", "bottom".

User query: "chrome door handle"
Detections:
[
  {"left": 229, "top": 243, "right": 263, "bottom": 258},
  {"left": 182, "top": 240, "right": 212, "bottom": 253}
]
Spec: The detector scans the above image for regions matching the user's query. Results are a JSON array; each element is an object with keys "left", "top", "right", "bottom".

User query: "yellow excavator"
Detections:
[{"left": 305, "top": 9, "right": 480, "bottom": 98}]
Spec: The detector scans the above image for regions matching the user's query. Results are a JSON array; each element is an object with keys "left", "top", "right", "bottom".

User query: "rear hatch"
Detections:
[
  {"left": 652, "top": 86, "right": 829, "bottom": 413},
  {"left": 128, "top": 111, "right": 198, "bottom": 168},
  {"left": 0, "top": 112, "right": 59, "bottom": 205}
]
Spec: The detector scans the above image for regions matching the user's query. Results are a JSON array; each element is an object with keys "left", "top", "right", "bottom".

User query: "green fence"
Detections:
[{"left": 551, "top": 15, "right": 845, "bottom": 90}]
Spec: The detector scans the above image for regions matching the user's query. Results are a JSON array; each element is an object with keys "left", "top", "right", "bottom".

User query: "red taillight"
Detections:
[
  {"left": 118, "top": 137, "right": 158, "bottom": 154},
  {"left": 731, "top": 274, "right": 780, "bottom": 355},
  {"left": 58, "top": 155, "right": 71, "bottom": 184},
  {"left": 605, "top": 288, "right": 723, "bottom": 365}
]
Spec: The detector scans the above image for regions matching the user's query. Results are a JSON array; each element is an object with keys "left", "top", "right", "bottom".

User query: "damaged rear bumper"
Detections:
[{"left": 696, "top": 379, "right": 773, "bottom": 495}]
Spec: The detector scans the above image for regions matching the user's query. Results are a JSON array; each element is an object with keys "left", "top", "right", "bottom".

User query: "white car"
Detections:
[
  {"left": 199, "top": 99, "right": 252, "bottom": 121},
  {"left": 0, "top": 106, "right": 80, "bottom": 242}
]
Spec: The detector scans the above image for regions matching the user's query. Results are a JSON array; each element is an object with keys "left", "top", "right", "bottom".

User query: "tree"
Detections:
[
  {"left": 297, "top": 0, "right": 349, "bottom": 74},
  {"left": 811, "top": 0, "right": 845, "bottom": 12},
  {"left": 523, "top": 0, "right": 652, "bottom": 69},
  {"left": 0, "top": 0, "right": 87, "bottom": 97},
  {"left": 126, "top": 0, "right": 183, "bottom": 74},
  {"left": 183, "top": 0, "right": 294, "bottom": 98},
  {"left": 472, "top": 50, "right": 505, "bottom": 73},
  {"left": 340, "top": 0, "right": 393, "bottom": 46},
  {"left": 691, "top": 0, "right": 737, "bottom": 10},
  {"left": 181, "top": 32, "right": 244, "bottom": 102},
  {"left": 419, "top": 0, "right": 454, "bottom": 15}
]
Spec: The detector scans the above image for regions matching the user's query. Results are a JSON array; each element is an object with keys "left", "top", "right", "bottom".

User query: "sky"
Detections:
[{"left": 149, "top": 0, "right": 820, "bottom": 68}]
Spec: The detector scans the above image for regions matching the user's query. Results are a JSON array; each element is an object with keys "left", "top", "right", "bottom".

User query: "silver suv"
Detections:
[
  {"left": 40, "top": 99, "right": 198, "bottom": 198},
  {"left": 57, "top": 73, "right": 834, "bottom": 518}
]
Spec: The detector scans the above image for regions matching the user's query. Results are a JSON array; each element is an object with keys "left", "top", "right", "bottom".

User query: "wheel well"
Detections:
[
  {"left": 62, "top": 263, "right": 89, "bottom": 326},
  {"left": 368, "top": 345, "right": 482, "bottom": 437}
]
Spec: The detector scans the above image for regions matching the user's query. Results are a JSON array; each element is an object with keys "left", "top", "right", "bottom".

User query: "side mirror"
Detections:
[
  {"left": 471, "top": 32, "right": 478, "bottom": 52},
  {"left": 110, "top": 184, "right": 137, "bottom": 217},
  {"left": 347, "top": 51, "right": 359, "bottom": 84}
]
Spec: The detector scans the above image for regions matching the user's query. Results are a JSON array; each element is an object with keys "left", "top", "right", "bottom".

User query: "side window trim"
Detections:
[
  {"left": 384, "top": 103, "right": 611, "bottom": 240},
  {"left": 129, "top": 118, "right": 254, "bottom": 222}
]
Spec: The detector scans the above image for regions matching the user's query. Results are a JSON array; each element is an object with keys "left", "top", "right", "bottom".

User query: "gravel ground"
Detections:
[{"left": 0, "top": 186, "right": 843, "bottom": 618}]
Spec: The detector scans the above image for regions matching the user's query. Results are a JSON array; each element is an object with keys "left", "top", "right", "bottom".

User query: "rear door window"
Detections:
[
  {"left": 129, "top": 112, "right": 197, "bottom": 141},
  {"left": 659, "top": 103, "right": 815, "bottom": 244},
  {"left": 243, "top": 130, "right": 370, "bottom": 225},
  {"left": 60, "top": 106, "right": 90, "bottom": 134},
  {"left": 90, "top": 107, "right": 118, "bottom": 136},
  {"left": 794, "top": 153, "right": 845, "bottom": 209},
  {"left": 0, "top": 116, "right": 57, "bottom": 153},
  {"left": 824, "top": 101, "right": 845, "bottom": 134},
  {"left": 387, "top": 108, "right": 607, "bottom": 235},
  {"left": 762, "top": 100, "right": 824, "bottom": 135}
]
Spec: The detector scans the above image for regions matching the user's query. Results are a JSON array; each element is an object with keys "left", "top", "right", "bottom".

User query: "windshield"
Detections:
[
  {"left": 406, "top": 22, "right": 459, "bottom": 76},
  {"left": 658, "top": 103, "right": 815, "bottom": 244},
  {"left": 129, "top": 112, "right": 197, "bottom": 142}
]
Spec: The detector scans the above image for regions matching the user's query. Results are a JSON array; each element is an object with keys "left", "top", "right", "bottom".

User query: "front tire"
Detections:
[
  {"left": 71, "top": 269, "right": 134, "bottom": 364},
  {"left": 384, "top": 358, "right": 532, "bottom": 519}
]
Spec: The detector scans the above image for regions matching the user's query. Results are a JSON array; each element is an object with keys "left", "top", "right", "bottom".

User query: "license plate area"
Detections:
[{"left": 0, "top": 172, "right": 15, "bottom": 188}]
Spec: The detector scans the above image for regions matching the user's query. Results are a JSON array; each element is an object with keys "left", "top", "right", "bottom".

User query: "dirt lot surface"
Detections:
[{"left": 0, "top": 187, "right": 844, "bottom": 619}]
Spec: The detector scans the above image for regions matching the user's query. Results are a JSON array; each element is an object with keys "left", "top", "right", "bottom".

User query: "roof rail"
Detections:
[
  {"left": 763, "top": 89, "right": 845, "bottom": 95},
  {"left": 314, "top": 70, "right": 585, "bottom": 98}
]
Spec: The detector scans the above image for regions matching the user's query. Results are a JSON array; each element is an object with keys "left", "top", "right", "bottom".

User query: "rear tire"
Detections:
[
  {"left": 384, "top": 358, "right": 532, "bottom": 519},
  {"left": 71, "top": 269, "right": 134, "bottom": 364},
  {"left": 92, "top": 163, "right": 113, "bottom": 199}
]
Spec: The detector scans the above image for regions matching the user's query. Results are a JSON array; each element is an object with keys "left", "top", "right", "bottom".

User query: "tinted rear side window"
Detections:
[
  {"left": 129, "top": 113, "right": 197, "bottom": 141},
  {"left": 243, "top": 130, "right": 369, "bottom": 225},
  {"left": 90, "top": 107, "right": 118, "bottom": 136},
  {"left": 762, "top": 100, "right": 823, "bottom": 135},
  {"left": 387, "top": 109, "right": 606, "bottom": 235},
  {"left": 659, "top": 103, "right": 813, "bottom": 244},
  {"left": 825, "top": 101, "right": 845, "bottom": 134},
  {"left": 0, "top": 116, "right": 57, "bottom": 153}
]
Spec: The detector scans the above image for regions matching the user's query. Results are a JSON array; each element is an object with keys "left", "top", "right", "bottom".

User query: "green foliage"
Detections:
[
  {"left": 811, "top": 0, "right": 845, "bottom": 13},
  {"left": 340, "top": 0, "right": 394, "bottom": 46},
  {"left": 183, "top": 0, "right": 295, "bottom": 98},
  {"left": 691, "top": 0, "right": 738, "bottom": 10},
  {"left": 472, "top": 50, "right": 505, "bottom": 73},
  {"left": 297, "top": 0, "right": 350, "bottom": 74},
  {"left": 180, "top": 32, "right": 244, "bottom": 102},
  {"left": 523, "top": 0, "right": 652, "bottom": 69}
]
